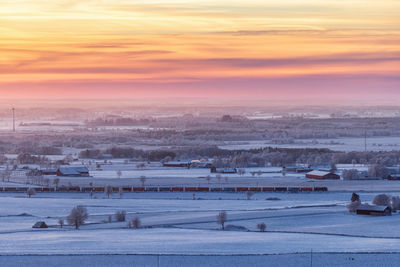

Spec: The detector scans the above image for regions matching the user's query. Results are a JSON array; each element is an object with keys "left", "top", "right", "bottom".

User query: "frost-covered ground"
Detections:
[
  {"left": 1, "top": 190, "right": 400, "bottom": 265},
  {"left": 219, "top": 136, "right": 400, "bottom": 152}
]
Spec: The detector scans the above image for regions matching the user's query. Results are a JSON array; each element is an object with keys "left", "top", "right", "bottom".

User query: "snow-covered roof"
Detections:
[
  {"left": 58, "top": 167, "right": 88, "bottom": 175},
  {"left": 306, "top": 170, "right": 331, "bottom": 176},
  {"left": 356, "top": 204, "right": 390, "bottom": 212}
]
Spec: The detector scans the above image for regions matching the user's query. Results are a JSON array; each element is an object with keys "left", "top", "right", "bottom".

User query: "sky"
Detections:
[{"left": 0, "top": 0, "right": 399, "bottom": 104}]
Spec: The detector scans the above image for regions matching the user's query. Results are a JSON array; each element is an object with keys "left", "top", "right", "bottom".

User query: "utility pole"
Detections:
[
  {"left": 12, "top": 108, "right": 15, "bottom": 132},
  {"left": 364, "top": 129, "right": 367, "bottom": 152}
]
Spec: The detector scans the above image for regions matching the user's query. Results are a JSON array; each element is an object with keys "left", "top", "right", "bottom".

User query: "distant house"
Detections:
[
  {"left": 283, "top": 166, "right": 313, "bottom": 173},
  {"left": 388, "top": 174, "right": 400, "bottom": 180},
  {"left": 162, "top": 161, "right": 190, "bottom": 168},
  {"left": 32, "top": 221, "right": 48, "bottom": 228},
  {"left": 41, "top": 169, "right": 57, "bottom": 175},
  {"left": 190, "top": 160, "right": 214, "bottom": 169},
  {"left": 306, "top": 170, "right": 340, "bottom": 180},
  {"left": 210, "top": 167, "right": 237, "bottom": 174},
  {"left": 356, "top": 204, "right": 392, "bottom": 216},
  {"left": 57, "top": 167, "right": 89, "bottom": 177}
]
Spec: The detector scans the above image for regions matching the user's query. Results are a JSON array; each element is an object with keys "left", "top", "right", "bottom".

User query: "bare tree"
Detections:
[
  {"left": 342, "top": 169, "right": 360, "bottom": 180},
  {"left": 373, "top": 194, "right": 391, "bottom": 206},
  {"left": 104, "top": 185, "right": 113, "bottom": 198},
  {"left": 392, "top": 196, "right": 400, "bottom": 211},
  {"left": 58, "top": 218, "right": 64, "bottom": 228},
  {"left": 351, "top": 192, "right": 360, "bottom": 202},
  {"left": 27, "top": 188, "right": 36, "bottom": 198},
  {"left": 67, "top": 205, "right": 88, "bottom": 229},
  {"left": 131, "top": 216, "right": 141, "bottom": 228},
  {"left": 238, "top": 169, "right": 245, "bottom": 176},
  {"left": 116, "top": 170, "right": 122, "bottom": 179},
  {"left": 246, "top": 191, "right": 254, "bottom": 200},
  {"left": 139, "top": 176, "right": 147, "bottom": 187},
  {"left": 53, "top": 178, "right": 60, "bottom": 189},
  {"left": 115, "top": 210, "right": 126, "bottom": 222},
  {"left": 108, "top": 215, "right": 112, "bottom": 223},
  {"left": 205, "top": 175, "right": 211, "bottom": 184},
  {"left": 347, "top": 200, "right": 361, "bottom": 213},
  {"left": 119, "top": 187, "right": 123, "bottom": 198},
  {"left": 217, "top": 211, "right": 227, "bottom": 230},
  {"left": 136, "top": 163, "right": 146, "bottom": 169},
  {"left": 257, "top": 222, "right": 266, "bottom": 232}
]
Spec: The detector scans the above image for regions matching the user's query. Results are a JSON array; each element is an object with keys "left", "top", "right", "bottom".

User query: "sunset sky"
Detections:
[{"left": 1, "top": 0, "right": 399, "bottom": 104}]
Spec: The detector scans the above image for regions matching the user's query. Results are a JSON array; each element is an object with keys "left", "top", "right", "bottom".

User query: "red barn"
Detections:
[{"left": 306, "top": 170, "right": 340, "bottom": 180}]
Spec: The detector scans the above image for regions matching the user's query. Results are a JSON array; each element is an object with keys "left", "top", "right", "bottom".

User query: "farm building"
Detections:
[
  {"left": 57, "top": 167, "right": 89, "bottom": 177},
  {"left": 283, "top": 166, "right": 313, "bottom": 173},
  {"left": 210, "top": 167, "right": 237, "bottom": 174},
  {"left": 41, "top": 169, "right": 57, "bottom": 175},
  {"left": 356, "top": 204, "right": 392, "bottom": 216},
  {"left": 162, "top": 161, "right": 190, "bottom": 168},
  {"left": 306, "top": 170, "right": 340, "bottom": 180},
  {"left": 32, "top": 221, "right": 48, "bottom": 228},
  {"left": 388, "top": 174, "right": 400, "bottom": 180}
]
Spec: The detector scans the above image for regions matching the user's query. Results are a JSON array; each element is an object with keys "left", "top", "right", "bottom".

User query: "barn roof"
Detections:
[
  {"left": 356, "top": 204, "right": 390, "bottom": 212},
  {"left": 58, "top": 167, "right": 89, "bottom": 175},
  {"left": 306, "top": 170, "right": 331, "bottom": 176}
]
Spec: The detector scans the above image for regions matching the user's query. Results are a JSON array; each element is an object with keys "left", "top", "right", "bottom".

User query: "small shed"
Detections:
[
  {"left": 32, "top": 221, "right": 48, "bottom": 228},
  {"left": 162, "top": 161, "right": 190, "bottom": 168},
  {"left": 41, "top": 169, "right": 57, "bottom": 175},
  {"left": 210, "top": 167, "right": 237, "bottom": 174},
  {"left": 306, "top": 170, "right": 340, "bottom": 180},
  {"left": 57, "top": 167, "right": 89, "bottom": 177},
  {"left": 388, "top": 174, "right": 400, "bottom": 180},
  {"left": 356, "top": 204, "right": 392, "bottom": 216}
]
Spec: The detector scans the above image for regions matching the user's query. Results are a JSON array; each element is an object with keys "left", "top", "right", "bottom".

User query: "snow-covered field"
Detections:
[
  {"left": 219, "top": 136, "right": 400, "bottom": 152},
  {"left": 1, "top": 192, "right": 400, "bottom": 266}
]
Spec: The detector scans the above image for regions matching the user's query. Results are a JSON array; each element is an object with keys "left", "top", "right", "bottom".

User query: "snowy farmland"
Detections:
[
  {"left": 1, "top": 191, "right": 400, "bottom": 266},
  {"left": 219, "top": 136, "right": 400, "bottom": 152}
]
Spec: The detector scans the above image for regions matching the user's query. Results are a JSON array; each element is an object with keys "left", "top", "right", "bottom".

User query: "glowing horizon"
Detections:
[{"left": 1, "top": 0, "right": 399, "bottom": 104}]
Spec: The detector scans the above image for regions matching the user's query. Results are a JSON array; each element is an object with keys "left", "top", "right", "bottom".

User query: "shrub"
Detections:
[
  {"left": 351, "top": 192, "right": 360, "bottom": 202},
  {"left": 27, "top": 188, "right": 36, "bottom": 198},
  {"left": 115, "top": 210, "right": 126, "bottom": 222},
  {"left": 67, "top": 205, "right": 88, "bottom": 229},
  {"left": 257, "top": 222, "right": 266, "bottom": 232},
  {"left": 347, "top": 200, "right": 361, "bottom": 213},
  {"left": 217, "top": 211, "right": 227, "bottom": 230},
  {"left": 373, "top": 194, "right": 391, "bottom": 206}
]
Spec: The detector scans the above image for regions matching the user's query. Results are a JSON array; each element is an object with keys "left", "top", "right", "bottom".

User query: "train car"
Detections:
[
  {"left": 300, "top": 187, "right": 313, "bottom": 192},
  {"left": 133, "top": 187, "right": 145, "bottom": 192},
  {"left": 314, "top": 187, "right": 328, "bottom": 192},
  {"left": 236, "top": 187, "right": 249, "bottom": 192},
  {"left": 122, "top": 187, "right": 132, "bottom": 192},
  {"left": 249, "top": 187, "right": 261, "bottom": 192},
  {"left": 288, "top": 187, "right": 300, "bottom": 193},
  {"left": 69, "top": 186, "right": 81, "bottom": 192},
  {"left": 222, "top": 187, "right": 236, "bottom": 192},
  {"left": 145, "top": 187, "right": 158, "bottom": 192},
  {"left": 197, "top": 187, "right": 209, "bottom": 192},
  {"left": 159, "top": 187, "right": 171, "bottom": 192},
  {"left": 171, "top": 187, "right": 183, "bottom": 192},
  {"left": 184, "top": 187, "right": 196, "bottom": 192},
  {"left": 4, "top": 187, "right": 17, "bottom": 192},
  {"left": 94, "top": 187, "right": 104, "bottom": 192},
  {"left": 274, "top": 187, "right": 287, "bottom": 192},
  {"left": 262, "top": 187, "right": 274, "bottom": 192},
  {"left": 210, "top": 188, "right": 222, "bottom": 192}
]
